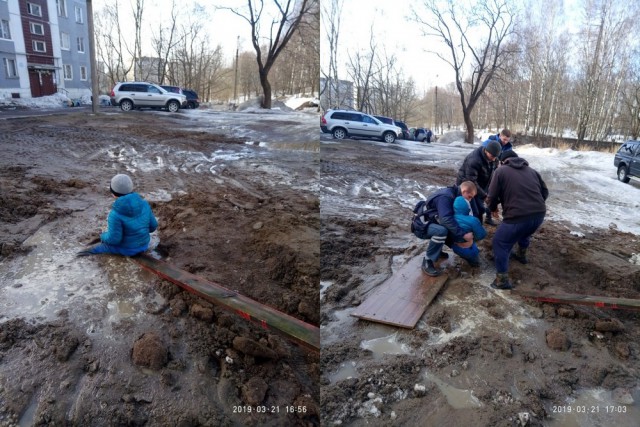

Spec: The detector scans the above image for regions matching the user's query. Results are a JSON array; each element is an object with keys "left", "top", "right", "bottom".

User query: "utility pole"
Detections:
[
  {"left": 233, "top": 36, "right": 239, "bottom": 103},
  {"left": 87, "top": 0, "right": 99, "bottom": 113}
]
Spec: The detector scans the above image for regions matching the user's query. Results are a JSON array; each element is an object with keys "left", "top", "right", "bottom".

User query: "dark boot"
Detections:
[
  {"left": 421, "top": 258, "right": 441, "bottom": 277},
  {"left": 484, "top": 215, "right": 497, "bottom": 226},
  {"left": 510, "top": 246, "right": 529, "bottom": 264},
  {"left": 490, "top": 273, "right": 513, "bottom": 290},
  {"left": 439, "top": 251, "right": 450, "bottom": 260}
]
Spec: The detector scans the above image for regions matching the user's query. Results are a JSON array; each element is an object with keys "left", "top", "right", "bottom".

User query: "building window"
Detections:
[
  {"left": 29, "top": 22, "right": 44, "bottom": 36},
  {"left": 57, "top": 0, "right": 67, "bottom": 17},
  {"left": 27, "top": 3, "right": 42, "bottom": 17},
  {"left": 80, "top": 66, "right": 87, "bottom": 80},
  {"left": 75, "top": 5, "right": 83, "bottom": 23},
  {"left": 33, "top": 40, "right": 46, "bottom": 52},
  {"left": 3, "top": 58, "right": 17, "bottom": 78},
  {"left": 63, "top": 64, "right": 72, "bottom": 80},
  {"left": 77, "top": 37, "right": 84, "bottom": 53},
  {"left": 60, "top": 32, "right": 70, "bottom": 50},
  {"left": 0, "top": 20, "right": 10, "bottom": 40}
]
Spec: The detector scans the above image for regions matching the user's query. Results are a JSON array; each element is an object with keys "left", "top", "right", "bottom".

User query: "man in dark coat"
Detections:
[
  {"left": 413, "top": 182, "right": 477, "bottom": 276},
  {"left": 456, "top": 141, "right": 502, "bottom": 226},
  {"left": 486, "top": 151, "right": 549, "bottom": 290}
]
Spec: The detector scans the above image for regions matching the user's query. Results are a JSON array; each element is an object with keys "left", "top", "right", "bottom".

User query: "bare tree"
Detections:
[
  {"left": 129, "top": 0, "right": 145, "bottom": 81},
  {"left": 94, "top": 1, "right": 134, "bottom": 89},
  {"left": 223, "top": 0, "right": 318, "bottom": 108},
  {"left": 320, "top": 0, "right": 346, "bottom": 109},
  {"left": 150, "top": 0, "right": 181, "bottom": 84},
  {"left": 413, "top": 0, "right": 517, "bottom": 143}
]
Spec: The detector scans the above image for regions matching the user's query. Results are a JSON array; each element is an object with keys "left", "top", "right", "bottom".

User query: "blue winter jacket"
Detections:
[
  {"left": 482, "top": 134, "right": 513, "bottom": 153},
  {"left": 453, "top": 196, "right": 487, "bottom": 241},
  {"left": 100, "top": 193, "right": 158, "bottom": 249},
  {"left": 424, "top": 185, "right": 480, "bottom": 244}
]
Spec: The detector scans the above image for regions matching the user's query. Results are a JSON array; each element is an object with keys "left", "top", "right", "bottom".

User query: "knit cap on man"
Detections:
[
  {"left": 485, "top": 141, "right": 502, "bottom": 158},
  {"left": 110, "top": 174, "right": 134, "bottom": 196}
]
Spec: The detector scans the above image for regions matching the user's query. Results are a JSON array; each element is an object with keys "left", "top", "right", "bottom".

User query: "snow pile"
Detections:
[
  {"left": 0, "top": 92, "right": 72, "bottom": 108},
  {"left": 438, "top": 130, "right": 475, "bottom": 144},
  {"left": 237, "top": 97, "right": 293, "bottom": 113},
  {"left": 630, "top": 253, "right": 640, "bottom": 265},
  {"left": 284, "top": 96, "right": 319, "bottom": 111}
]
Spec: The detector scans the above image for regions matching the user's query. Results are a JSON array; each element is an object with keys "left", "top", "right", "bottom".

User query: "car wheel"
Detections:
[
  {"left": 120, "top": 100, "right": 133, "bottom": 111},
  {"left": 167, "top": 101, "right": 180, "bottom": 113},
  {"left": 187, "top": 102, "right": 195, "bottom": 109},
  {"left": 617, "top": 165, "right": 631, "bottom": 183},
  {"left": 332, "top": 128, "right": 347, "bottom": 139},
  {"left": 383, "top": 132, "right": 396, "bottom": 143}
]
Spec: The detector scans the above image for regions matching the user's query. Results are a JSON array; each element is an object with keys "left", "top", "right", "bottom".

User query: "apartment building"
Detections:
[{"left": 0, "top": 0, "right": 90, "bottom": 99}]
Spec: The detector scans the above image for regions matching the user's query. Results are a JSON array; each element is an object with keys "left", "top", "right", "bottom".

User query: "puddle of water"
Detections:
[
  {"left": 360, "top": 332, "right": 411, "bottom": 359},
  {"left": 320, "top": 280, "right": 333, "bottom": 300},
  {"left": 329, "top": 360, "right": 359, "bottom": 383},
  {"left": 545, "top": 388, "right": 640, "bottom": 427},
  {"left": 423, "top": 371, "right": 483, "bottom": 409},
  {"left": 18, "top": 399, "right": 37, "bottom": 427}
]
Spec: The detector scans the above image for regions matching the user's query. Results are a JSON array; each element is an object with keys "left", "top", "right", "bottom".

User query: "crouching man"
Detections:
[{"left": 412, "top": 181, "right": 477, "bottom": 276}]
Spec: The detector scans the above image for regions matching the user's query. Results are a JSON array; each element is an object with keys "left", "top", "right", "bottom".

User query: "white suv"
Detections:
[
  {"left": 110, "top": 82, "right": 187, "bottom": 112},
  {"left": 320, "top": 109, "right": 402, "bottom": 143}
]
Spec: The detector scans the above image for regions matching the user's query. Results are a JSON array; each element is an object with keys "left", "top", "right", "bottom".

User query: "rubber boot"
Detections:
[
  {"left": 421, "top": 258, "right": 441, "bottom": 277},
  {"left": 510, "top": 246, "right": 529, "bottom": 264},
  {"left": 490, "top": 273, "right": 513, "bottom": 290}
]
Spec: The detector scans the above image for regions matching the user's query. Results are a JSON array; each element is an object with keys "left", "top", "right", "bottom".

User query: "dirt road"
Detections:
[
  {"left": 320, "top": 136, "right": 640, "bottom": 426},
  {"left": 0, "top": 110, "right": 319, "bottom": 426}
]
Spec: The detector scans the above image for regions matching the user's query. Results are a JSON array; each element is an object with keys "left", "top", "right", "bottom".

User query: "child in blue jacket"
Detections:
[
  {"left": 78, "top": 174, "right": 158, "bottom": 256},
  {"left": 452, "top": 195, "right": 487, "bottom": 266}
]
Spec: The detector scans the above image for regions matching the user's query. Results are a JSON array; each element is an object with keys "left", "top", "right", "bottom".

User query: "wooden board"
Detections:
[
  {"left": 351, "top": 256, "right": 448, "bottom": 328},
  {"left": 132, "top": 254, "right": 320, "bottom": 352},
  {"left": 513, "top": 289, "right": 640, "bottom": 311}
]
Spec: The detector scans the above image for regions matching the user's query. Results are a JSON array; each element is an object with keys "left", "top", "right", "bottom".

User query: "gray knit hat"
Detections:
[
  {"left": 485, "top": 141, "right": 502, "bottom": 158},
  {"left": 110, "top": 174, "right": 133, "bottom": 196}
]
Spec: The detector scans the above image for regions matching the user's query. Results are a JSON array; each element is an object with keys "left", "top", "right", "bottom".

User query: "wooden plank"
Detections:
[
  {"left": 132, "top": 254, "right": 320, "bottom": 352},
  {"left": 513, "top": 289, "right": 640, "bottom": 311},
  {"left": 351, "top": 256, "right": 448, "bottom": 328}
]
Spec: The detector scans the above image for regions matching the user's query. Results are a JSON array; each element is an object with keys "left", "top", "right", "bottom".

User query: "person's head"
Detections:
[
  {"left": 453, "top": 196, "right": 470, "bottom": 215},
  {"left": 459, "top": 181, "right": 477, "bottom": 201},
  {"left": 499, "top": 150, "right": 518, "bottom": 164},
  {"left": 499, "top": 129, "right": 511, "bottom": 145},
  {"left": 484, "top": 141, "right": 502, "bottom": 161},
  {"left": 110, "top": 174, "right": 134, "bottom": 197}
]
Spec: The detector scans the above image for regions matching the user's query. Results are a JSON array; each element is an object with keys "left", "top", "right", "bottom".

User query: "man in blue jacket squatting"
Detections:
[
  {"left": 413, "top": 181, "right": 477, "bottom": 276},
  {"left": 78, "top": 174, "right": 158, "bottom": 256}
]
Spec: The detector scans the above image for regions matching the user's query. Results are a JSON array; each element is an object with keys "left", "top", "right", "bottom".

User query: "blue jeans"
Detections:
[
  {"left": 86, "top": 243, "right": 148, "bottom": 256},
  {"left": 492, "top": 216, "right": 544, "bottom": 273}
]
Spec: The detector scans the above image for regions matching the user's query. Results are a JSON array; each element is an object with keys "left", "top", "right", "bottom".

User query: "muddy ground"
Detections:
[
  {"left": 0, "top": 110, "right": 319, "bottom": 426},
  {"left": 320, "top": 138, "right": 640, "bottom": 426}
]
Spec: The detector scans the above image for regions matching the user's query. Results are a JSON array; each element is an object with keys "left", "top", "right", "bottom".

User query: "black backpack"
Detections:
[{"left": 411, "top": 199, "right": 432, "bottom": 239}]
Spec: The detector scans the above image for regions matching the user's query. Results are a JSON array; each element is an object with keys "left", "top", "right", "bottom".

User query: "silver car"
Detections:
[
  {"left": 320, "top": 109, "right": 402, "bottom": 143},
  {"left": 110, "top": 82, "right": 187, "bottom": 112}
]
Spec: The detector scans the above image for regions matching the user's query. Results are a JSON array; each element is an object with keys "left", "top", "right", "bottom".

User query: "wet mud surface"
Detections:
[
  {"left": 0, "top": 111, "right": 319, "bottom": 426},
  {"left": 320, "top": 139, "right": 640, "bottom": 426}
]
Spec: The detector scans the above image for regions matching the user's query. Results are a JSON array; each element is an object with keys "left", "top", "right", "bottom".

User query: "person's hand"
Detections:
[
  {"left": 492, "top": 210, "right": 500, "bottom": 219},
  {"left": 456, "top": 240, "right": 473, "bottom": 249},
  {"left": 464, "top": 232, "right": 473, "bottom": 242}
]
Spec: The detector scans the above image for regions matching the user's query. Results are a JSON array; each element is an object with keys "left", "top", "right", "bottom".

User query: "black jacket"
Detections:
[
  {"left": 456, "top": 146, "right": 496, "bottom": 199},
  {"left": 487, "top": 157, "right": 548, "bottom": 223},
  {"left": 425, "top": 185, "right": 480, "bottom": 244}
]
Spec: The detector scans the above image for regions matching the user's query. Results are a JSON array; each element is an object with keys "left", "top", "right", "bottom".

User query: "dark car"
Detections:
[
  {"left": 394, "top": 120, "right": 410, "bottom": 140},
  {"left": 374, "top": 115, "right": 395, "bottom": 126},
  {"left": 614, "top": 140, "right": 640, "bottom": 183},
  {"left": 182, "top": 89, "right": 200, "bottom": 109}
]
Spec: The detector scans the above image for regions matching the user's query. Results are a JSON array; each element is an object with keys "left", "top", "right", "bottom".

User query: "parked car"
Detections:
[
  {"left": 394, "top": 120, "right": 410, "bottom": 140},
  {"left": 321, "top": 109, "right": 402, "bottom": 143},
  {"left": 182, "top": 89, "right": 200, "bottom": 109},
  {"left": 110, "top": 82, "right": 187, "bottom": 112},
  {"left": 374, "top": 115, "right": 395, "bottom": 126},
  {"left": 160, "top": 86, "right": 200, "bottom": 109},
  {"left": 614, "top": 140, "right": 640, "bottom": 183},
  {"left": 414, "top": 128, "right": 434, "bottom": 143}
]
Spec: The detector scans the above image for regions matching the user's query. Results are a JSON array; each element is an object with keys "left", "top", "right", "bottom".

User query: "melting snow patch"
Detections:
[
  {"left": 570, "top": 230, "right": 585, "bottom": 238},
  {"left": 630, "top": 253, "right": 640, "bottom": 265}
]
